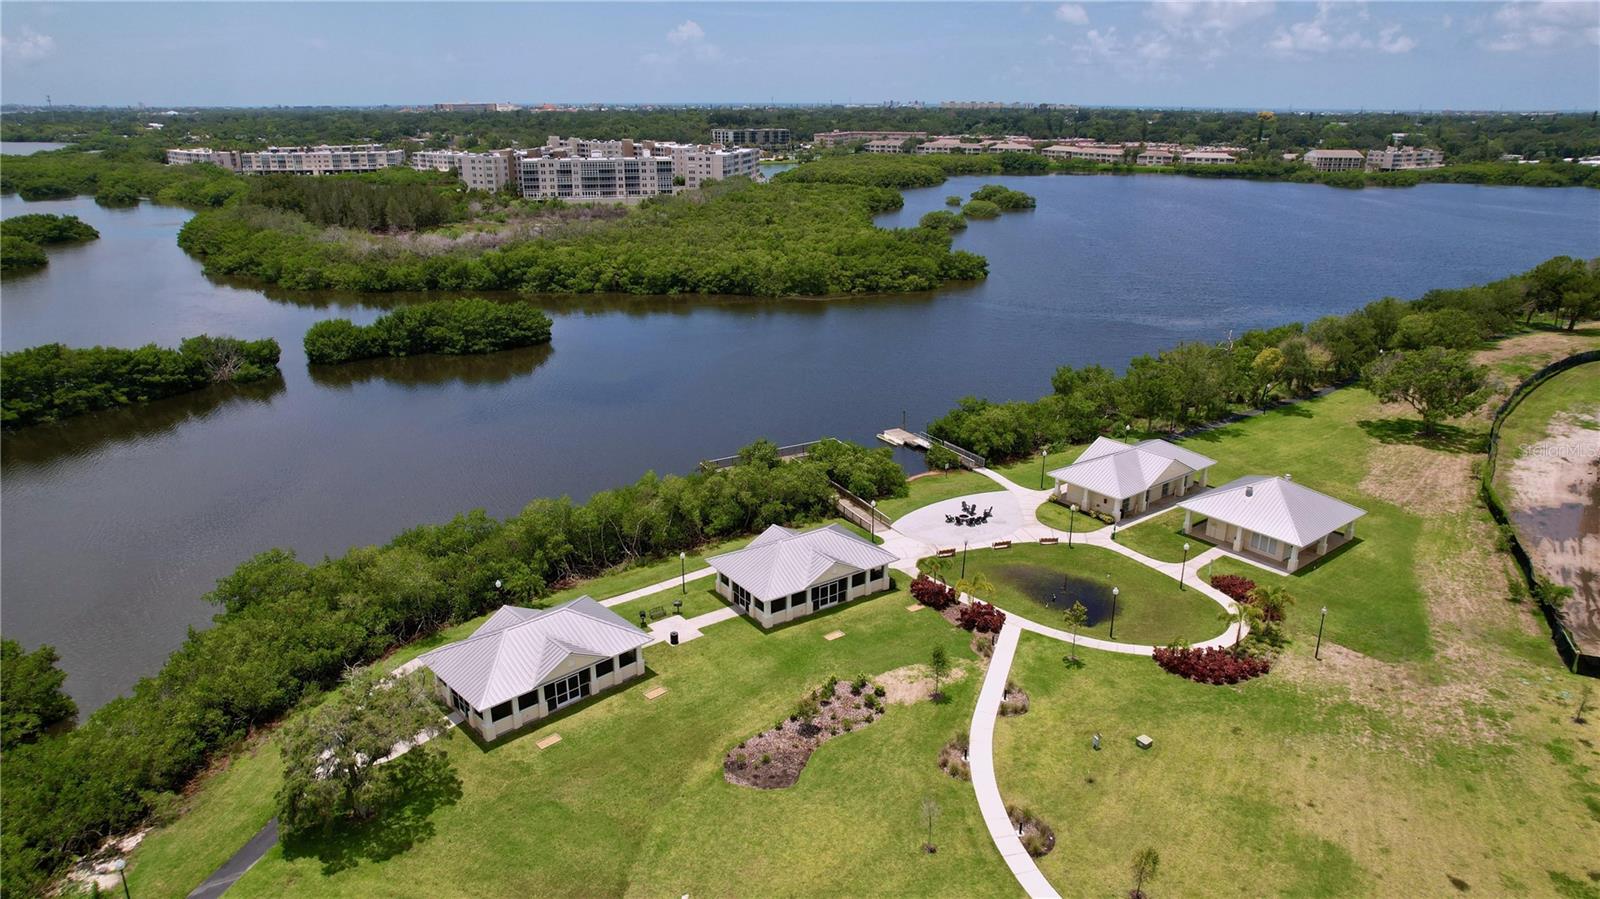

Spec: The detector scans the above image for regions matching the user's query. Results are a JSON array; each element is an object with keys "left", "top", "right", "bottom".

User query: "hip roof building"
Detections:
[
  {"left": 1177, "top": 475, "right": 1366, "bottom": 573},
  {"left": 418, "top": 597, "right": 651, "bottom": 742},
  {"left": 706, "top": 524, "right": 899, "bottom": 628},
  {"left": 1049, "top": 436, "right": 1217, "bottom": 522}
]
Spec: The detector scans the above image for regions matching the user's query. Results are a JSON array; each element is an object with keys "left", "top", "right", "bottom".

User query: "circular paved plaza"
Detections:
[{"left": 891, "top": 491, "right": 1026, "bottom": 548}]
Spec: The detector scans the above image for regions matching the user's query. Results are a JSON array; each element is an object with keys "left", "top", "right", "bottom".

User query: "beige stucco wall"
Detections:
[
  {"left": 717, "top": 567, "right": 890, "bottom": 629},
  {"left": 437, "top": 649, "right": 646, "bottom": 742}
]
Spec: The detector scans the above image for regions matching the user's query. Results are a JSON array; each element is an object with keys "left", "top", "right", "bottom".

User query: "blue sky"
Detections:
[{"left": 2, "top": 2, "right": 1597, "bottom": 110}]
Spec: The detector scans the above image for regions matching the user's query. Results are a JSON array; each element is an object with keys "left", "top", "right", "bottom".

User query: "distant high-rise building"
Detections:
[
  {"left": 236, "top": 144, "right": 404, "bottom": 175},
  {"left": 709, "top": 127, "right": 791, "bottom": 149},
  {"left": 1365, "top": 146, "right": 1444, "bottom": 171},
  {"left": 1303, "top": 149, "right": 1366, "bottom": 172}
]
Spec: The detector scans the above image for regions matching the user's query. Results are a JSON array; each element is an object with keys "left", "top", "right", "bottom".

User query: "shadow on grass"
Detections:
[
  {"left": 281, "top": 749, "right": 463, "bottom": 876},
  {"left": 1357, "top": 418, "right": 1486, "bottom": 454}
]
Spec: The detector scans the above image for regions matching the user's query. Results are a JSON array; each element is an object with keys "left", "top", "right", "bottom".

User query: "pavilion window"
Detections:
[
  {"left": 619, "top": 649, "right": 638, "bottom": 668},
  {"left": 490, "top": 701, "right": 513, "bottom": 722},
  {"left": 851, "top": 571, "right": 867, "bottom": 587},
  {"left": 596, "top": 658, "right": 615, "bottom": 677}
]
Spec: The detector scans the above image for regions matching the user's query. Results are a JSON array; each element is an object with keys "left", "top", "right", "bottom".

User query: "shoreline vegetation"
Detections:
[
  {"left": 0, "top": 213, "right": 100, "bottom": 272},
  {"left": 303, "top": 299, "right": 553, "bottom": 365},
  {"left": 0, "top": 336, "right": 282, "bottom": 429}
]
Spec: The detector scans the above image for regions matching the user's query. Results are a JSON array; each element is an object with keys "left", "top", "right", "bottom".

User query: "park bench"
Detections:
[
  {"left": 936, "top": 547, "right": 957, "bottom": 558},
  {"left": 1039, "top": 536, "right": 1059, "bottom": 545},
  {"left": 992, "top": 540, "right": 1012, "bottom": 550}
]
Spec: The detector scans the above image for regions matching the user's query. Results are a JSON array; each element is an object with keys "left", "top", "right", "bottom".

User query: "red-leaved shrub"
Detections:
[
  {"left": 958, "top": 601, "right": 1006, "bottom": 634},
  {"left": 1152, "top": 646, "right": 1270, "bottom": 684},
  {"left": 911, "top": 574, "right": 957, "bottom": 610},
  {"left": 1209, "top": 574, "right": 1256, "bottom": 604}
]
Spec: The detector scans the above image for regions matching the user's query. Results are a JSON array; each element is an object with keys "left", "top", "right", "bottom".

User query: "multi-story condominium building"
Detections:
[
  {"left": 862, "top": 139, "right": 907, "bottom": 154},
  {"left": 237, "top": 144, "right": 404, "bottom": 175},
  {"left": 1303, "top": 149, "right": 1366, "bottom": 172},
  {"left": 1066, "top": 146, "right": 1124, "bottom": 164},
  {"left": 710, "top": 127, "right": 791, "bottom": 149},
  {"left": 1364, "top": 146, "right": 1444, "bottom": 171},
  {"left": 409, "top": 148, "right": 464, "bottom": 172},
  {"left": 165, "top": 148, "right": 240, "bottom": 171},
  {"left": 460, "top": 150, "right": 517, "bottom": 192},
  {"left": 544, "top": 136, "right": 636, "bottom": 158},
  {"left": 1181, "top": 151, "right": 1238, "bottom": 166},
  {"left": 988, "top": 140, "right": 1038, "bottom": 154},
  {"left": 663, "top": 145, "right": 761, "bottom": 189},
  {"left": 813, "top": 130, "right": 927, "bottom": 148},
  {"left": 915, "top": 137, "right": 989, "bottom": 155},
  {"left": 433, "top": 102, "right": 517, "bottom": 113},
  {"left": 518, "top": 154, "right": 677, "bottom": 202},
  {"left": 1137, "top": 149, "right": 1175, "bottom": 166}
]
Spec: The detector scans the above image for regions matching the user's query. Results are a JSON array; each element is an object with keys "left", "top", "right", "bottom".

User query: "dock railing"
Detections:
[
  {"left": 915, "top": 432, "right": 987, "bottom": 469},
  {"left": 700, "top": 439, "right": 827, "bottom": 471}
]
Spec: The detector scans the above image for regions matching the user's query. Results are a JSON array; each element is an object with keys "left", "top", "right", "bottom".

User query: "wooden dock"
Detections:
[{"left": 877, "top": 428, "right": 930, "bottom": 449}]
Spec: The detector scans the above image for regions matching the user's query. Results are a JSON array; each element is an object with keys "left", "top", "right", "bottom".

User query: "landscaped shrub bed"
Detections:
[
  {"left": 1209, "top": 574, "right": 1257, "bottom": 604},
  {"left": 723, "top": 675, "right": 884, "bottom": 790},
  {"left": 938, "top": 731, "right": 971, "bottom": 781},
  {"left": 999, "top": 679, "right": 1030, "bottom": 716},
  {"left": 1152, "top": 646, "right": 1271, "bottom": 685},
  {"left": 958, "top": 601, "right": 1006, "bottom": 634},
  {"left": 1006, "top": 804, "right": 1056, "bottom": 857},
  {"left": 910, "top": 574, "right": 957, "bottom": 610}
]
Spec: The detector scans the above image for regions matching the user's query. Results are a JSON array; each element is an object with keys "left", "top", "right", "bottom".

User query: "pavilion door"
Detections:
[
  {"left": 542, "top": 669, "right": 592, "bottom": 712},
  {"left": 810, "top": 577, "right": 847, "bottom": 611}
]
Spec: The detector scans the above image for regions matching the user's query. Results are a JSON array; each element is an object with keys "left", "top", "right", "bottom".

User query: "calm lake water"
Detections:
[
  {"left": 1, "top": 141, "right": 73, "bottom": 156},
  {"left": 3, "top": 176, "right": 1598, "bottom": 711}
]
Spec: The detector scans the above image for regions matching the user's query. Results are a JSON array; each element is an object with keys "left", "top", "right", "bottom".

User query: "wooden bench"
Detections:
[
  {"left": 992, "top": 540, "right": 1012, "bottom": 550},
  {"left": 936, "top": 547, "right": 957, "bottom": 558},
  {"left": 1038, "top": 536, "right": 1059, "bottom": 545}
]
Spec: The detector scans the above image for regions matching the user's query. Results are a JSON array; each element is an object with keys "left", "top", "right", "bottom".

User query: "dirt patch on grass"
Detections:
[
  {"left": 1473, "top": 330, "right": 1600, "bottom": 369},
  {"left": 876, "top": 661, "right": 971, "bottom": 705},
  {"left": 723, "top": 677, "right": 885, "bottom": 789},
  {"left": 1505, "top": 414, "right": 1600, "bottom": 652},
  {"left": 1359, "top": 441, "right": 1478, "bottom": 511}
]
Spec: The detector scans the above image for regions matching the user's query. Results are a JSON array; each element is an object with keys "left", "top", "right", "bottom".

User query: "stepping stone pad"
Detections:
[
  {"left": 824, "top": 630, "right": 845, "bottom": 641},
  {"left": 906, "top": 603, "right": 924, "bottom": 612},
  {"left": 536, "top": 734, "right": 562, "bottom": 750},
  {"left": 643, "top": 687, "right": 668, "bottom": 700},
  {"left": 1136, "top": 734, "right": 1153, "bottom": 750}
]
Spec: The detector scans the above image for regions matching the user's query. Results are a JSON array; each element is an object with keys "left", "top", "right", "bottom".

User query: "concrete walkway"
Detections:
[
  {"left": 646, "top": 606, "right": 740, "bottom": 645},
  {"left": 186, "top": 819, "right": 278, "bottom": 899},
  {"left": 598, "top": 567, "right": 715, "bottom": 608}
]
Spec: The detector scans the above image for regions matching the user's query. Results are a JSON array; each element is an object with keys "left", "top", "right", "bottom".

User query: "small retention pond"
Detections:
[{"left": 990, "top": 564, "right": 1116, "bottom": 624}]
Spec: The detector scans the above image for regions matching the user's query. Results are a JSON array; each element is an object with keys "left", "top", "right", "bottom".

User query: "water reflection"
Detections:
[
  {"left": 1, "top": 375, "right": 287, "bottom": 472},
  {"left": 991, "top": 564, "right": 1116, "bottom": 624},
  {"left": 306, "top": 344, "right": 554, "bottom": 390}
]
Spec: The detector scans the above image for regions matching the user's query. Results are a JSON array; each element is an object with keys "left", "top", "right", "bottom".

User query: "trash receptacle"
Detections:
[{"left": 669, "top": 631, "right": 679, "bottom": 645}]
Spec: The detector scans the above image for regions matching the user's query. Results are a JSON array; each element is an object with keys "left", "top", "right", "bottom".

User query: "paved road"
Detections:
[{"left": 186, "top": 818, "right": 277, "bottom": 899}]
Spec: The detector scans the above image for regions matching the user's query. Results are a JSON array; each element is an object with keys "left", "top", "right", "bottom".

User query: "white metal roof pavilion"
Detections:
[
  {"left": 1177, "top": 475, "right": 1366, "bottom": 572},
  {"left": 417, "top": 596, "right": 650, "bottom": 712},
  {"left": 706, "top": 523, "right": 899, "bottom": 602},
  {"left": 1048, "top": 438, "right": 1217, "bottom": 521}
]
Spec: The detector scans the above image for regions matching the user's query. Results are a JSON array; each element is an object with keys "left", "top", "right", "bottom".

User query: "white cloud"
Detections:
[
  {"left": 1266, "top": 3, "right": 1416, "bottom": 57},
  {"left": 1, "top": 27, "right": 55, "bottom": 63},
  {"left": 667, "top": 20, "right": 705, "bottom": 45},
  {"left": 1483, "top": 2, "right": 1600, "bottom": 52},
  {"left": 1055, "top": 3, "right": 1089, "bottom": 26},
  {"left": 644, "top": 19, "right": 723, "bottom": 66},
  {"left": 1147, "top": 1, "right": 1275, "bottom": 39}
]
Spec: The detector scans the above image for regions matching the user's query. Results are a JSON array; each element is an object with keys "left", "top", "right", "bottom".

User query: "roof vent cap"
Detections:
[
  {"left": 1245, "top": 486, "right": 1254, "bottom": 497},
  {"left": 1284, "top": 473, "right": 1293, "bottom": 481}
]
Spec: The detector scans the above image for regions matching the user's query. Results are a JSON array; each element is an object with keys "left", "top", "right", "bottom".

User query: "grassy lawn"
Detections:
[
  {"left": 921, "top": 544, "right": 1225, "bottom": 646},
  {"left": 994, "top": 632, "right": 1600, "bottom": 897},
  {"left": 542, "top": 533, "right": 759, "bottom": 606},
  {"left": 608, "top": 582, "right": 728, "bottom": 627},
  {"left": 222, "top": 590, "right": 1010, "bottom": 898},
  {"left": 1113, "top": 508, "right": 1198, "bottom": 563},
  {"left": 989, "top": 444, "right": 1087, "bottom": 491},
  {"left": 1034, "top": 499, "right": 1107, "bottom": 533},
  {"left": 878, "top": 470, "right": 1004, "bottom": 522},
  {"left": 1177, "top": 390, "right": 1434, "bottom": 663},
  {"left": 123, "top": 736, "right": 284, "bottom": 898}
]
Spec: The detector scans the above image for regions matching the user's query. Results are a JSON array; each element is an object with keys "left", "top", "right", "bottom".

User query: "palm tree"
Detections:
[
  {"left": 955, "top": 573, "right": 994, "bottom": 603},
  {"left": 1219, "top": 602, "right": 1260, "bottom": 653},
  {"left": 1249, "top": 584, "right": 1294, "bottom": 623}
]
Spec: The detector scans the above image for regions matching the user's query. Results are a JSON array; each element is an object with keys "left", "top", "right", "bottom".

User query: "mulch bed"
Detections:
[
  {"left": 724, "top": 677, "right": 885, "bottom": 789},
  {"left": 999, "top": 680, "right": 1030, "bottom": 716}
]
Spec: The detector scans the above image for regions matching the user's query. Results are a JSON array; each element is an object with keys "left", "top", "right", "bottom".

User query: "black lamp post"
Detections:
[
  {"left": 1315, "top": 606, "right": 1328, "bottom": 660},
  {"left": 1109, "top": 586, "right": 1120, "bottom": 640},
  {"left": 961, "top": 540, "right": 968, "bottom": 579},
  {"left": 1068, "top": 504, "right": 1077, "bottom": 547},
  {"left": 111, "top": 859, "right": 130, "bottom": 899},
  {"left": 1179, "top": 543, "right": 1191, "bottom": 590},
  {"left": 679, "top": 551, "right": 687, "bottom": 594},
  {"left": 869, "top": 500, "right": 878, "bottom": 543},
  {"left": 1039, "top": 445, "right": 1049, "bottom": 489},
  {"left": 493, "top": 578, "right": 504, "bottom": 602}
]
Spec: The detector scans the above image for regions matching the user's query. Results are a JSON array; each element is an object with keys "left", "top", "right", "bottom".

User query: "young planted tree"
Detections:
[
  {"left": 929, "top": 646, "right": 951, "bottom": 702},
  {"left": 1362, "top": 347, "right": 1490, "bottom": 435},
  {"left": 921, "top": 795, "right": 941, "bottom": 853},
  {"left": 1130, "top": 846, "right": 1161, "bottom": 898},
  {"left": 276, "top": 667, "right": 449, "bottom": 836},
  {"left": 1063, "top": 601, "right": 1089, "bottom": 662},
  {"left": 1220, "top": 602, "right": 1260, "bottom": 654},
  {"left": 955, "top": 573, "right": 995, "bottom": 602}
]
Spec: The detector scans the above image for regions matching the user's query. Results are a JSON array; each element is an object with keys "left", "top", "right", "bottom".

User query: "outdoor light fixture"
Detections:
[
  {"left": 1068, "top": 503, "right": 1078, "bottom": 547},
  {"left": 870, "top": 500, "right": 878, "bottom": 542},
  {"left": 111, "top": 859, "right": 130, "bottom": 899},
  {"left": 1180, "top": 542, "right": 1191, "bottom": 589},
  {"left": 1316, "top": 606, "right": 1328, "bottom": 660},
  {"left": 680, "top": 551, "right": 687, "bottom": 594},
  {"left": 1109, "top": 586, "right": 1120, "bottom": 639}
]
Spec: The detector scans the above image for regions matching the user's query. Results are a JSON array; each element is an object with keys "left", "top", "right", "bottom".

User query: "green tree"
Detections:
[
  {"left": 276, "top": 667, "right": 450, "bottom": 835},
  {"left": 929, "top": 646, "right": 951, "bottom": 702},
  {"left": 0, "top": 639, "right": 78, "bottom": 750},
  {"left": 1063, "top": 601, "right": 1089, "bottom": 661},
  {"left": 1248, "top": 346, "right": 1286, "bottom": 407},
  {"left": 1363, "top": 347, "right": 1491, "bottom": 434},
  {"left": 1131, "top": 846, "right": 1161, "bottom": 898}
]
